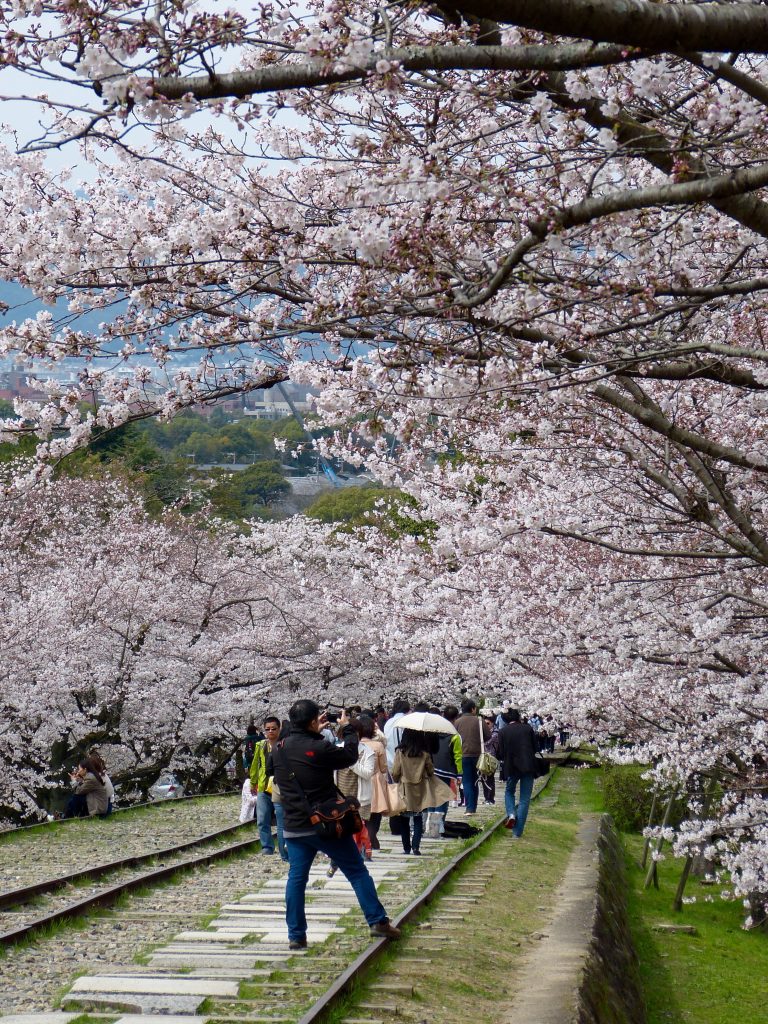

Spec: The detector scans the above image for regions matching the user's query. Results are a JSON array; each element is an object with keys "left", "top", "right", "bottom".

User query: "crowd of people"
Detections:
[{"left": 240, "top": 697, "right": 570, "bottom": 949}]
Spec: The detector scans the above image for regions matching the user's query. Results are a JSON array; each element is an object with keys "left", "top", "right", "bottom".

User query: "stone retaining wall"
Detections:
[{"left": 577, "top": 815, "right": 645, "bottom": 1024}]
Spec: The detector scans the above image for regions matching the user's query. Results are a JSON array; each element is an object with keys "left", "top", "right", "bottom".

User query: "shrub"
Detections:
[{"left": 602, "top": 763, "right": 656, "bottom": 832}]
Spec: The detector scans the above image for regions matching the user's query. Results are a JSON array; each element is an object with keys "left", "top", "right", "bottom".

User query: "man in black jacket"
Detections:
[
  {"left": 497, "top": 709, "right": 538, "bottom": 837},
  {"left": 268, "top": 699, "right": 401, "bottom": 949}
]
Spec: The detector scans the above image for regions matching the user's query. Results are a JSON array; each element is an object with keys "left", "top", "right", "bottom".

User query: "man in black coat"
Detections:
[
  {"left": 497, "top": 709, "right": 538, "bottom": 837},
  {"left": 268, "top": 699, "right": 401, "bottom": 949}
]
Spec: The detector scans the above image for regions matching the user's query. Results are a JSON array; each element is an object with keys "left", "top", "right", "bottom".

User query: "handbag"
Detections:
[
  {"left": 533, "top": 755, "right": 550, "bottom": 778},
  {"left": 309, "top": 793, "right": 363, "bottom": 839},
  {"left": 386, "top": 781, "right": 406, "bottom": 815},
  {"left": 272, "top": 741, "right": 362, "bottom": 840},
  {"left": 476, "top": 717, "right": 500, "bottom": 776}
]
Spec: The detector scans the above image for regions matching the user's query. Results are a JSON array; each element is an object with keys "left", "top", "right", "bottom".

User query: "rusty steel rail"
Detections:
[
  {"left": 0, "top": 820, "right": 251, "bottom": 911},
  {"left": 296, "top": 757, "right": 564, "bottom": 1024},
  {"left": 0, "top": 828, "right": 263, "bottom": 947},
  {"left": 0, "top": 789, "right": 240, "bottom": 838}
]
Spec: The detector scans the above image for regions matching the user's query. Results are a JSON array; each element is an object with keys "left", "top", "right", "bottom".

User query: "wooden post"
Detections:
[
  {"left": 675, "top": 776, "right": 718, "bottom": 909},
  {"left": 673, "top": 855, "right": 693, "bottom": 911}
]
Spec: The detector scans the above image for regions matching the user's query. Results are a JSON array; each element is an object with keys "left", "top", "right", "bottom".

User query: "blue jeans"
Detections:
[
  {"left": 462, "top": 756, "right": 479, "bottom": 812},
  {"left": 274, "top": 802, "right": 288, "bottom": 861},
  {"left": 504, "top": 773, "right": 534, "bottom": 837},
  {"left": 256, "top": 792, "right": 287, "bottom": 858},
  {"left": 284, "top": 833, "right": 388, "bottom": 942}
]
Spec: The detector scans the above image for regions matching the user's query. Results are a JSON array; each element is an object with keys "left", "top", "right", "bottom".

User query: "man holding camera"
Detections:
[{"left": 268, "top": 699, "right": 401, "bottom": 950}]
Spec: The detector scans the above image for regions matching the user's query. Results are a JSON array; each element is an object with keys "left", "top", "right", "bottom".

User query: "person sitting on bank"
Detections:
[
  {"left": 65, "top": 756, "right": 112, "bottom": 818},
  {"left": 268, "top": 699, "right": 401, "bottom": 950}
]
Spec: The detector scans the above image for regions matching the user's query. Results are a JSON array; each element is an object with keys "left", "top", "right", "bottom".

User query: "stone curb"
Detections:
[{"left": 499, "top": 813, "right": 645, "bottom": 1024}]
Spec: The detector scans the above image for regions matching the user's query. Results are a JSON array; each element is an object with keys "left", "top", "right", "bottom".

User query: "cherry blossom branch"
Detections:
[
  {"left": 149, "top": 42, "right": 645, "bottom": 100},
  {"left": 540, "top": 526, "right": 741, "bottom": 560},
  {"left": 459, "top": 161, "right": 768, "bottom": 309},
  {"left": 592, "top": 382, "right": 768, "bottom": 475}
]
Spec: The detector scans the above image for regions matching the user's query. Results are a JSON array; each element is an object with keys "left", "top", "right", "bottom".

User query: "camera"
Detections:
[{"left": 325, "top": 702, "right": 345, "bottom": 725}]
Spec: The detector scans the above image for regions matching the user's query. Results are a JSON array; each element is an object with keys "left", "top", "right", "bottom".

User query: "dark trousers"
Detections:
[
  {"left": 401, "top": 813, "right": 423, "bottom": 853},
  {"left": 367, "top": 812, "right": 382, "bottom": 849},
  {"left": 481, "top": 771, "right": 496, "bottom": 803},
  {"left": 64, "top": 793, "right": 88, "bottom": 819},
  {"left": 462, "top": 756, "right": 479, "bottom": 812}
]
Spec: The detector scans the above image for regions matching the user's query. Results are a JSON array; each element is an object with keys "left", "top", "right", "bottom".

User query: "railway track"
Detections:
[
  {"left": 0, "top": 825, "right": 261, "bottom": 947},
  {"left": 0, "top": 790, "right": 239, "bottom": 839},
  {"left": 0, "top": 792, "right": 240, "bottom": 891},
  {"left": 0, "top": 755, "right": 571, "bottom": 1023}
]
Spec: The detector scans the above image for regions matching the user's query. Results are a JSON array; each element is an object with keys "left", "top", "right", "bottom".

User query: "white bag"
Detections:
[{"left": 239, "top": 778, "right": 258, "bottom": 823}]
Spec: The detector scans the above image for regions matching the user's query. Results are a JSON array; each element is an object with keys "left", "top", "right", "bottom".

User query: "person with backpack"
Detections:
[{"left": 268, "top": 699, "right": 401, "bottom": 950}]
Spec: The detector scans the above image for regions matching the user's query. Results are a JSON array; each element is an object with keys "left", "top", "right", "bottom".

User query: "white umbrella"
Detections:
[{"left": 395, "top": 711, "right": 457, "bottom": 735}]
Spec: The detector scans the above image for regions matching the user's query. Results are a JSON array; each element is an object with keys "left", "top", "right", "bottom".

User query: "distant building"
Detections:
[
  {"left": 0, "top": 370, "right": 57, "bottom": 404},
  {"left": 242, "top": 386, "right": 311, "bottom": 421}
]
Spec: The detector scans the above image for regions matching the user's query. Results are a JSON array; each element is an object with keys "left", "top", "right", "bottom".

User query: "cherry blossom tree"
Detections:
[
  {"left": 0, "top": 470, "right": 418, "bottom": 821},
  {"left": 0, "top": 0, "right": 764, "bottom": 918}
]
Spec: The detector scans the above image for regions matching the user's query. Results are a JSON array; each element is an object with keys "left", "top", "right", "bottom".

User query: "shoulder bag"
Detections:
[
  {"left": 273, "top": 741, "right": 362, "bottom": 840},
  {"left": 476, "top": 717, "right": 500, "bottom": 776},
  {"left": 386, "top": 781, "right": 406, "bottom": 815}
]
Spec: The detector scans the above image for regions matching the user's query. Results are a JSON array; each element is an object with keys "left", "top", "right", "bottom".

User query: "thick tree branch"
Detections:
[
  {"left": 452, "top": 0, "right": 768, "bottom": 54},
  {"left": 592, "top": 382, "right": 768, "bottom": 474},
  {"left": 150, "top": 42, "right": 644, "bottom": 99},
  {"left": 540, "top": 526, "right": 741, "bottom": 559},
  {"left": 542, "top": 71, "right": 768, "bottom": 239},
  {"left": 461, "top": 160, "right": 768, "bottom": 308}
]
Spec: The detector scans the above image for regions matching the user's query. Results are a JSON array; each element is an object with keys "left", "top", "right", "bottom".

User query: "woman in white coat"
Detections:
[{"left": 353, "top": 716, "right": 387, "bottom": 849}]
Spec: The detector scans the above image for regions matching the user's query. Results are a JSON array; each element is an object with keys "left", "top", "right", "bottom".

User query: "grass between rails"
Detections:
[{"left": 584, "top": 768, "right": 766, "bottom": 1024}]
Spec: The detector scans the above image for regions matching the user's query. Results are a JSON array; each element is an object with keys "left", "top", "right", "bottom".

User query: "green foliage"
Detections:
[
  {"left": 306, "top": 484, "right": 436, "bottom": 539},
  {"left": 602, "top": 762, "right": 688, "bottom": 833},
  {"left": 602, "top": 763, "right": 657, "bottom": 832},
  {"left": 306, "top": 484, "right": 393, "bottom": 525},
  {"left": 209, "top": 461, "right": 290, "bottom": 518}
]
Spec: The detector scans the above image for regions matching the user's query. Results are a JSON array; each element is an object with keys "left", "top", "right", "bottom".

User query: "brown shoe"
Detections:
[{"left": 370, "top": 919, "right": 402, "bottom": 940}]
